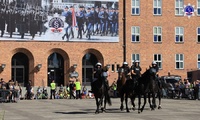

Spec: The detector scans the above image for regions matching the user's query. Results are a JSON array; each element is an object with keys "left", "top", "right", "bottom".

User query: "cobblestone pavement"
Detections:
[{"left": 0, "top": 98, "right": 199, "bottom": 120}]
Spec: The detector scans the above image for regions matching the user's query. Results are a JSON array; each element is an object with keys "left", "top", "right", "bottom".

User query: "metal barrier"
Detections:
[{"left": 0, "top": 90, "right": 10, "bottom": 103}]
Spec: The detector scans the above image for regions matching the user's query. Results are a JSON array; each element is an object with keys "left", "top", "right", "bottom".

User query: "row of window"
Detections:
[
  {"left": 131, "top": 54, "right": 200, "bottom": 70},
  {"left": 132, "top": 27, "right": 200, "bottom": 42},
  {"left": 109, "top": 53, "right": 200, "bottom": 72},
  {"left": 132, "top": 0, "right": 200, "bottom": 16}
]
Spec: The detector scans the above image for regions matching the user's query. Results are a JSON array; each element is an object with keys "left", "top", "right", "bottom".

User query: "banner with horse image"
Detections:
[{"left": 0, "top": 0, "right": 119, "bottom": 42}]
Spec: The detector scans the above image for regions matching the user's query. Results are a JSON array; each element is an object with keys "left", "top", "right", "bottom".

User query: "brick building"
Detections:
[
  {"left": 1, "top": 0, "right": 200, "bottom": 87},
  {"left": 125, "top": 0, "right": 200, "bottom": 82}
]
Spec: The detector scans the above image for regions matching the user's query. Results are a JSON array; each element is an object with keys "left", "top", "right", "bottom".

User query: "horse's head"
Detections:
[{"left": 149, "top": 67, "right": 157, "bottom": 76}]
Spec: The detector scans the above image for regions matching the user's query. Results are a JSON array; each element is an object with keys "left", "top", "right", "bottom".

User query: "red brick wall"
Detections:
[
  {"left": 125, "top": 0, "right": 200, "bottom": 80},
  {"left": 1, "top": 0, "right": 200, "bottom": 86}
]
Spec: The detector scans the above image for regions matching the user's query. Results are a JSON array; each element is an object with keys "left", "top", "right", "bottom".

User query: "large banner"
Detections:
[{"left": 0, "top": 0, "right": 119, "bottom": 42}]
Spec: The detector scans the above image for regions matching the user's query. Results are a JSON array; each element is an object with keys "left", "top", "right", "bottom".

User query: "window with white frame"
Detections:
[
  {"left": 175, "top": 0, "right": 184, "bottom": 15},
  {"left": 153, "top": 0, "right": 162, "bottom": 15},
  {"left": 111, "top": 64, "right": 115, "bottom": 72},
  {"left": 116, "top": 64, "right": 120, "bottom": 72},
  {"left": 132, "top": 0, "right": 140, "bottom": 15},
  {"left": 175, "top": 54, "right": 184, "bottom": 69},
  {"left": 131, "top": 27, "right": 140, "bottom": 42},
  {"left": 198, "top": 54, "right": 200, "bottom": 69},
  {"left": 197, "top": 27, "right": 200, "bottom": 42},
  {"left": 153, "top": 54, "right": 162, "bottom": 69},
  {"left": 132, "top": 54, "right": 140, "bottom": 64},
  {"left": 175, "top": 27, "right": 184, "bottom": 42},
  {"left": 153, "top": 27, "right": 162, "bottom": 42},
  {"left": 197, "top": 0, "right": 200, "bottom": 15}
]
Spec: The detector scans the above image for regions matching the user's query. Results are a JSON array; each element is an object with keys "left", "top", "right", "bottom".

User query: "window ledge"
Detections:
[
  {"left": 175, "top": 42, "right": 184, "bottom": 44},
  {"left": 131, "top": 41, "right": 141, "bottom": 43},
  {"left": 175, "top": 15, "right": 184, "bottom": 17},
  {"left": 153, "top": 14, "right": 162, "bottom": 16},
  {"left": 175, "top": 69, "right": 184, "bottom": 70},
  {"left": 153, "top": 42, "right": 162, "bottom": 44},
  {"left": 131, "top": 14, "right": 140, "bottom": 16}
]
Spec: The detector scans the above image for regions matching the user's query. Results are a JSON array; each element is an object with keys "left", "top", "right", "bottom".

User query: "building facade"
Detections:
[
  {"left": 1, "top": 0, "right": 200, "bottom": 88},
  {"left": 127, "top": 0, "right": 200, "bottom": 81}
]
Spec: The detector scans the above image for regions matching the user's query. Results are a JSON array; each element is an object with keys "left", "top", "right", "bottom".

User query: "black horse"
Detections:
[
  {"left": 92, "top": 71, "right": 111, "bottom": 114},
  {"left": 147, "top": 67, "right": 159, "bottom": 111},
  {"left": 148, "top": 77, "right": 168, "bottom": 110},
  {"left": 131, "top": 67, "right": 157, "bottom": 113}
]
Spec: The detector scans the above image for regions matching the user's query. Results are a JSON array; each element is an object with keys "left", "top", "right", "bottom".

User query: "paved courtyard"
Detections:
[{"left": 0, "top": 98, "right": 199, "bottom": 120}]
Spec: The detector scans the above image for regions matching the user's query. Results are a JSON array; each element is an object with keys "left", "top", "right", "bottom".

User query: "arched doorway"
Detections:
[
  {"left": 11, "top": 52, "right": 29, "bottom": 87},
  {"left": 47, "top": 53, "right": 64, "bottom": 86},
  {"left": 82, "top": 53, "right": 98, "bottom": 85}
]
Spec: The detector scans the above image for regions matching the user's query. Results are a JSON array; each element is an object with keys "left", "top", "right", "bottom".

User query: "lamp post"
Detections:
[{"left": 122, "top": 0, "right": 126, "bottom": 62}]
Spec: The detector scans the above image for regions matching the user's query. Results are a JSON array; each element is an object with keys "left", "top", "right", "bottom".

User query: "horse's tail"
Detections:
[{"left": 106, "top": 93, "right": 112, "bottom": 106}]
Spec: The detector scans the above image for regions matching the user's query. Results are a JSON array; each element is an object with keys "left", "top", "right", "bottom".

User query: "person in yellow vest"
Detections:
[
  {"left": 50, "top": 80, "right": 56, "bottom": 99},
  {"left": 75, "top": 78, "right": 81, "bottom": 99}
]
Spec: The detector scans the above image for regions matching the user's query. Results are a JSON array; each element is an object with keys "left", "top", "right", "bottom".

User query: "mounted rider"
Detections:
[
  {"left": 151, "top": 61, "right": 161, "bottom": 88},
  {"left": 118, "top": 62, "right": 131, "bottom": 80},
  {"left": 102, "top": 64, "right": 110, "bottom": 92},
  {"left": 131, "top": 60, "right": 142, "bottom": 82},
  {"left": 91, "top": 62, "right": 102, "bottom": 92}
]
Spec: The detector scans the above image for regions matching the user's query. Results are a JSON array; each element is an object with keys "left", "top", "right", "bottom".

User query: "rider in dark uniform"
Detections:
[
  {"left": 102, "top": 65, "right": 110, "bottom": 91},
  {"left": 118, "top": 62, "right": 131, "bottom": 80},
  {"left": 91, "top": 62, "right": 102, "bottom": 92},
  {"left": 151, "top": 61, "right": 161, "bottom": 88},
  {"left": 131, "top": 60, "right": 142, "bottom": 81},
  {"left": 151, "top": 61, "right": 159, "bottom": 75}
]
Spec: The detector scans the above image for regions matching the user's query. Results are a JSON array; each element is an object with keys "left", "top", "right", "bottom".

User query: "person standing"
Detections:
[
  {"left": 28, "top": 8, "right": 38, "bottom": 40},
  {"left": 26, "top": 80, "right": 32, "bottom": 100},
  {"left": 76, "top": 6, "right": 84, "bottom": 39},
  {"left": 50, "top": 80, "right": 56, "bottom": 99},
  {"left": 0, "top": 6, "right": 6, "bottom": 37},
  {"left": 111, "top": 81, "right": 117, "bottom": 98},
  {"left": 16, "top": 9, "right": 28, "bottom": 39},
  {"left": 69, "top": 81, "right": 76, "bottom": 99},
  {"left": 85, "top": 7, "right": 94, "bottom": 40},
  {"left": 75, "top": 78, "right": 81, "bottom": 99},
  {"left": 6, "top": 7, "right": 16, "bottom": 38},
  {"left": 62, "top": 6, "right": 72, "bottom": 41}
]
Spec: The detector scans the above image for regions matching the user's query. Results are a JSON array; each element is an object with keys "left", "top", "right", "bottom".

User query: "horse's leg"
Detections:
[
  {"left": 125, "top": 93, "right": 130, "bottom": 112},
  {"left": 148, "top": 92, "right": 153, "bottom": 110},
  {"left": 131, "top": 95, "right": 136, "bottom": 111},
  {"left": 141, "top": 94, "right": 147, "bottom": 113},
  {"left": 102, "top": 95, "right": 106, "bottom": 113},
  {"left": 120, "top": 93, "right": 124, "bottom": 111},
  {"left": 157, "top": 91, "right": 162, "bottom": 109},
  {"left": 138, "top": 94, "right": 141, "bottom": 114},
  {"left": 152, "top": 92, "right": 156, "bottom": 110},
  {"left": 95, "top": 97, "right": 99, "bottom": 114}
]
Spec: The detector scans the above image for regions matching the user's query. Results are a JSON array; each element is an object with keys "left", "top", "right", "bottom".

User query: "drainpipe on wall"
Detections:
[{"left": 123, "top": 0, "right": 126, "bottom": 62}]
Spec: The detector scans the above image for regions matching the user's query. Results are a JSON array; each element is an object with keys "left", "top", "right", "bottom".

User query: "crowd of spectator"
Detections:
[
  {"left": 0, "top": 78, "right": 22, "bottom": 102},
  {"left": 0, "top": 78, "right": 95, "bottom": 103},
  {"left": 163, "top": 79, "right": 200, "bottom": 100},
  {"left": 1, "top": 77, "right": 200, "bottom": 103}
]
